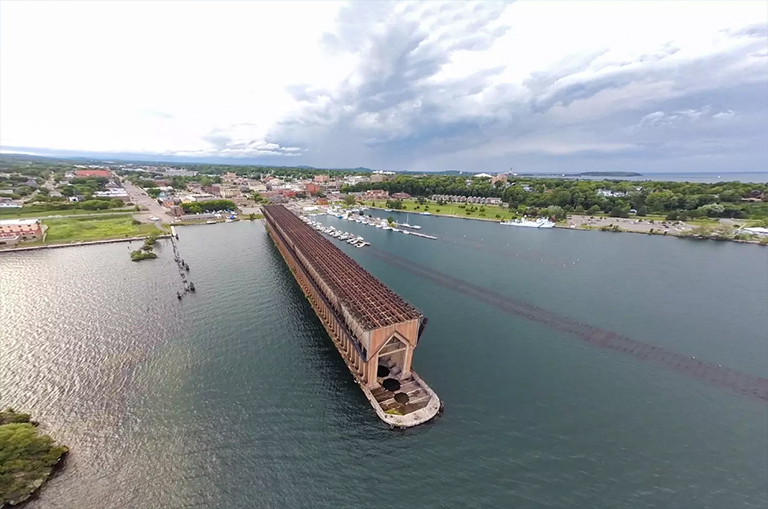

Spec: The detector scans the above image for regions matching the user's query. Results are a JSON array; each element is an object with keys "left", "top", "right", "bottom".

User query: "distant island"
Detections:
[
  {"left": 519, "top": 171, "right": 643, "bottom": 177},
  {"left": 578, "top": 171, "right": 642, "bottom": 177},
  {"left": 0, "top": 408, "right": 68, "bottom": 507}
]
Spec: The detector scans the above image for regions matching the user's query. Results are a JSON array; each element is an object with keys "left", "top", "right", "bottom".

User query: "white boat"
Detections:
[
  {"left": 400, "top": 214, "right": 422, "bottom": 230},
  {"left": 500, "top": 218, "right": 555, "bottom": 228},
  {"left": 421, "top": 212, "right": 431, "bottom": 216},
  {"left": 384, "top": 209, "right": 393, "bottom": 212}
]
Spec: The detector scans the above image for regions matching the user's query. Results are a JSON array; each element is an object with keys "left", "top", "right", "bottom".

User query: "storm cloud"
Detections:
[{"left": 2, "top": 1, "right": 766, "bottom": 173}]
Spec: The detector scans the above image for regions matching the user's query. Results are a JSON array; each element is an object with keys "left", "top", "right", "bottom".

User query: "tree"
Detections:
[
  {"left": 387, "top": 216, "right": 395, "bottom": 225},
  {"left": 544, "top": 205, "right": 566, "bottom": 220},
  {"left": 343, "top": 194, "right": 356, "bottom": 206}
]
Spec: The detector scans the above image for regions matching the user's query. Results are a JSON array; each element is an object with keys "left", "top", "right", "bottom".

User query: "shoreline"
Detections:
[
  {"left": 0, "top": 234, "right": 172, "bottom": 254},
  {"left": 366, "top": 206, "right": 766, "bottom": 245}
]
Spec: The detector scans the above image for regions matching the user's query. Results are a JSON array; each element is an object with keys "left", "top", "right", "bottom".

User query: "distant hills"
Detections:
[{"left": 1, "top": 151, "right": 642, "bottom": 177}]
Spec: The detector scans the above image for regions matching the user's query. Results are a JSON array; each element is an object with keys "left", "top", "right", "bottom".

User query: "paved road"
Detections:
[{"left": 121, "top": 180, "right": 174, "bottom": 223}]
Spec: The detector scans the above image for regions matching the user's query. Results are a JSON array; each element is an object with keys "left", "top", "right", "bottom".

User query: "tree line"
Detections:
[{"left": 346, "top": 175, "right": 767, "bottom": 220}]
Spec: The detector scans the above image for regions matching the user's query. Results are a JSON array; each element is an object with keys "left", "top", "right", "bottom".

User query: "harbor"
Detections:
[
  {"left": 307, "top": 206, "right": 438, "bottom": 240},
  {"left": 3, "top": 216, "right": 766, "bottom": 509},
  {"left": 263, "top": 205, "right": 442, "bottom": 428}
]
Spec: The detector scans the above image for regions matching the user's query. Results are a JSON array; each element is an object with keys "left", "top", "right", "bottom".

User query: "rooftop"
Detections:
[
  {"left": 263, "top": 205, "right": 423, "bottom": 330},
  {"left": 0, "top": 219, "right": 40, "bottom": 226}
]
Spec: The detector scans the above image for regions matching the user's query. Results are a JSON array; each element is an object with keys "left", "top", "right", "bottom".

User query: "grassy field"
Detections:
[
  {"left": 0, "top": 207, "right": 135, "bottom": 219},
  {"left": 367, "top": 199, "right": 516, "bottom": 221},
  {"left": 43, "top": 215, "right": 157, "bottom": 243}
]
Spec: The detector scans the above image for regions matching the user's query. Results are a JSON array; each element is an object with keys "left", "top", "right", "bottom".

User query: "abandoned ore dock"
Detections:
[{"left": 263, "top": 205, "right": 441, "bottom": 428}]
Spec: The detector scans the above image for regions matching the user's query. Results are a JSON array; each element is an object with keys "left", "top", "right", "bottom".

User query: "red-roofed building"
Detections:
[{"left": 75, "top": 169, "right": 112, "bottom": 178}]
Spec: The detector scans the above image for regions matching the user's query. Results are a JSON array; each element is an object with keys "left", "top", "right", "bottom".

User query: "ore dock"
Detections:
[{"left": 263, "top": 205, "right": 441, "bottom": 428}]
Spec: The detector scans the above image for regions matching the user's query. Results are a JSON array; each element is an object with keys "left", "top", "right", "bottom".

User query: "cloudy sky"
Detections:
[{"left": 1, "top": 1, "right": 766, "bottom": 173}]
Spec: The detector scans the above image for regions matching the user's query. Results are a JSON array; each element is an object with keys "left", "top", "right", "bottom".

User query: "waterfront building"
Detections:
[
  {"left": 0, "top": 218, "right": 42, "bottom": 245},
  {"left": 431, "top": 194, "right": 503, "bottom": 205},
  {"left": 364, "top": 189, "right": 389, "bottom": 200},
  {"left": 179, "top": 213, "right": 216, "bottom": 221}
]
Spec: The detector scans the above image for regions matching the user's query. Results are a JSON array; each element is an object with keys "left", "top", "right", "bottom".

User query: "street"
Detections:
[{"left": 121, "top": 179, "right": 174, "bottom": 223}]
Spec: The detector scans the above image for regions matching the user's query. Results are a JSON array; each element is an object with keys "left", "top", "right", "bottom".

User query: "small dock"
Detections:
[{"left": 263, "top": 205, "right": 441, "bottom": 428}]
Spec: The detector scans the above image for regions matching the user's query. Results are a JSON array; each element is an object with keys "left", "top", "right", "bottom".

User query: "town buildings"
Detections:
[
  {"left": 431, "top": 194, "right": 503, "bottom": 205},
  {"left": 364, "top": 189, "right": 389, "bottom": 200},
  {"left": 93, "top": 189, "right": 131, "bottom": 202},
  {"left": 0, "top": 197, "right": 22, "bottom": 208},
  {"left": 75, "top": 169, "right": 112, "bottom": 178}
]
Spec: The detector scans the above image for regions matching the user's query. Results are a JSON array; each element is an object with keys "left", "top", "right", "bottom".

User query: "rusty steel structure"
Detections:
[{"left": 262, "top": 205, "right": 441, "bottom": 427}]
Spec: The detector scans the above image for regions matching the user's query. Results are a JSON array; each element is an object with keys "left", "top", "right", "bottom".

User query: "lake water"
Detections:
[
  {"left": 522, "top": 172, "right": 768, "bottom": 183},
  {"left": 1, "top": 218, "right": 766, "bottom": 509}
]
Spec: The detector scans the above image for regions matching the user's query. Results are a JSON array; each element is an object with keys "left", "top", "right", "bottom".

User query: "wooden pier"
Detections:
[{"left": 262, "top": 205, "right": 441, "bottom": 428}]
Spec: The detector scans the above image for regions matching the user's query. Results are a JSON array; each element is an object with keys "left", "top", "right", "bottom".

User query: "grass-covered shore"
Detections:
[
  {"left": 360, "top": 199, "right": 767, "bottom": 244},
  {"left": 0, "top": 409, "right": 68, "bottom": 507},
  {"left": 367, "top": 199, "right": 517, "bottom": 221},
  {"left": 43, "top": 215, "right": 158, "bottom": 244}
]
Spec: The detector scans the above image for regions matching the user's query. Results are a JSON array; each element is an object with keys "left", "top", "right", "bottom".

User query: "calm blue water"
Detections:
[
  {"left": 522, "top": 172, "right": 768, "bottom": 183},
  {"left": 1, "top": 218, "right": 766, "bottom": 509}
]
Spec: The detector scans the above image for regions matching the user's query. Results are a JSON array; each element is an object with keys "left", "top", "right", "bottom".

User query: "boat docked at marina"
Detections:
[
  {"left": 500, "top": 218, "right": 555, "bottom": 228},
  {"left": 399, "top": 214, "right": 422, "bottom": 230}
]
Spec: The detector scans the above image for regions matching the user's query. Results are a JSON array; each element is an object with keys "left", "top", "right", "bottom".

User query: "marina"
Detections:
[
  {"left": 263, "top": 205, "right": 442, "bottom": 428},
  {"left": 303, "top": 207, "right": 437, "bottom": 240}
]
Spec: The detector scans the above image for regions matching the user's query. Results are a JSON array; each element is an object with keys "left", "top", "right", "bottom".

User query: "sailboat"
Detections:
[{"left": 400, "top": 214, "right": 422, "bottom": 230}]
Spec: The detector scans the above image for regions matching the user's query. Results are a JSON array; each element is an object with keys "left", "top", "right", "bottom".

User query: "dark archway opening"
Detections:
[{"left": 382, "top": 378, "right": 400, "bottom": 392}]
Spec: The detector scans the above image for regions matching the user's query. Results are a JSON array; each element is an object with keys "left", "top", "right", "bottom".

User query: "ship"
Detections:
[{"left": 500, "top": 218, "right": 555, "bottom": 228}]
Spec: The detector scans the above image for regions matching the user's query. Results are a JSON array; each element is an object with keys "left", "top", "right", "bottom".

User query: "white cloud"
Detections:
[
  {"left": 1, "top": 0, "right": 766, "bottom": 173},
  {"left": 713, "top": 110, "right": 737, "bottom": 120}
]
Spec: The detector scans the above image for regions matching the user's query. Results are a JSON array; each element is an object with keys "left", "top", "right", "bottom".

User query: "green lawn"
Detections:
[
  {"left": 368, "top": 199, "right": 516, "bottom": 221},
  {"left": 0, "top": 207, "right": 135, "bottom": 219},
  {"left": 43, "top": 216, "right": 157, "bottom": 243}
]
